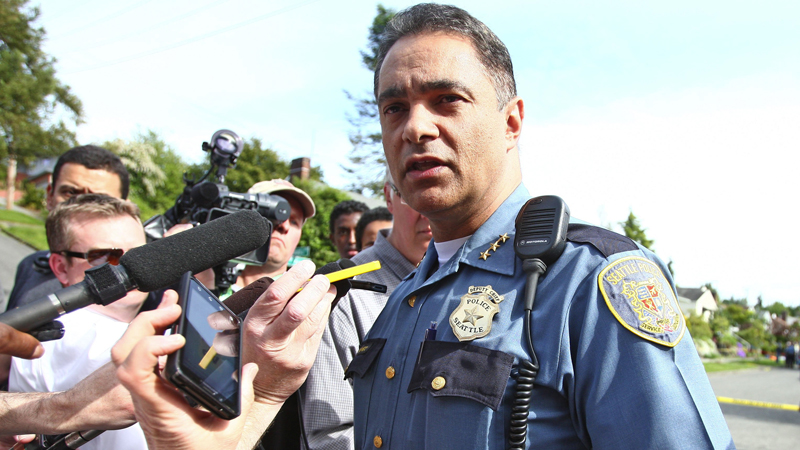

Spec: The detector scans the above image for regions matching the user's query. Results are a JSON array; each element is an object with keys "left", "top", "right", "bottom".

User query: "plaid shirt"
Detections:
[{"left": 299, "top": 229, "right": 418, "bottom": 450}]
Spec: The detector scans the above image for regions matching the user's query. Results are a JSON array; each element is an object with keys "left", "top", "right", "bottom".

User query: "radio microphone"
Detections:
[{"left": 0, "top": 210, "right": 270, "bottom": 332}]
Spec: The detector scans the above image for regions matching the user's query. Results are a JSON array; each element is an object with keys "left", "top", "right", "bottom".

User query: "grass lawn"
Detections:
[
  {"left": 703, "top": 358, "right": 781, "bottom": 373},
  {"left": 0, "top": 209, "right": 44, "bottom": 225},
  {"left": 0, "top": 209, "right": 47, "bottom": 250}
]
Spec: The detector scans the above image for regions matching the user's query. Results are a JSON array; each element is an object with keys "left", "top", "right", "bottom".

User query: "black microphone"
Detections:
[{"left": 0, "top": 210, "right": 270, "bottom": 332}]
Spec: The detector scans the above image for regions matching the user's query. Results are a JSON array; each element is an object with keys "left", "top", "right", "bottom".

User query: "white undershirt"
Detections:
[{"left": 434, "top": 236, "right": 471, "bottom": 266}]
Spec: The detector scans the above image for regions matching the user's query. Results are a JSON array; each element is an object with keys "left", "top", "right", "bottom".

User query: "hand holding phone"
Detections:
[{"left": 164, "top": 272, "right": 242, "bottom": 419}]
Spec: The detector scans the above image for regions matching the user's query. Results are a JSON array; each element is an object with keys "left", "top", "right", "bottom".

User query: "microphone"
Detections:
[{"left": 0, "top": 210, "right": 270, "bottom": 332}]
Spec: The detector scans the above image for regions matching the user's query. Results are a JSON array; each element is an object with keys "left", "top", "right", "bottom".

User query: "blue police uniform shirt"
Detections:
[{"left": 349, "top": 185, "right": 734, "bottom": 449}]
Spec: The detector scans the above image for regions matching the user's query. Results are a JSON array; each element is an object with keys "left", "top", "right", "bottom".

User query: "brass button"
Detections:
[
  {"left": 373, "top": 435, "right": 383, "bottom": 448},
  {"left": 431, "top": 376, "right": 446, "bottom": 390},
  {"left": 407, "top": 295, "right": 416, "bottom": 307},
  {"left": 385, "top": 366, "right": 395, "bottom": 379}
]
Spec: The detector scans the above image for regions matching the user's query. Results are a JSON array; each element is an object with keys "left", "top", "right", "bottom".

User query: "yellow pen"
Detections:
[{"left": 297, "top": 260, "right": 382, "bottom": 292}]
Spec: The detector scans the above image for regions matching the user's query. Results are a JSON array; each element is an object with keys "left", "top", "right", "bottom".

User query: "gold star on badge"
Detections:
[
  {"left": 489, "top": 242, "right": 500, "bottom": 251},
  {"left": 498, "top": 233, "right": 510, "bottom": 243},
  {"left": 463, "top": 306, "right": 484, "bottom": 326},
  {"left": 479, "top": 251, "right": 491, "bottom": 260}
]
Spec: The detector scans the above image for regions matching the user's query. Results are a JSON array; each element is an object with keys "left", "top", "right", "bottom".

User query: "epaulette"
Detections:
[{"left": 567, "top": 223, "right": 638, "bottom": 258}]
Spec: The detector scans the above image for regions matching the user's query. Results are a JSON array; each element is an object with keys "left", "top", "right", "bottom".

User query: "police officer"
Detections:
[{"left": 345, "top": 4, "right": 734, "bottom": 449}]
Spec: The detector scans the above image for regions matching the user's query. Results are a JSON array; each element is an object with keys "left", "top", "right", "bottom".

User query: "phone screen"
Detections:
[{"left": 169, "top": 273, "right": 240, "bottom": 417}]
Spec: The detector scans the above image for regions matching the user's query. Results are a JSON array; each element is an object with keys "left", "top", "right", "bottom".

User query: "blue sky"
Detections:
[{"left": 33, "top": 0, "right": 800, "bottom": 306}]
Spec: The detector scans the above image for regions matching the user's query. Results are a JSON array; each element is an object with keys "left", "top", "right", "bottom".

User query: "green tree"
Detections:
[
  {"left": 341, "top": 4, "right": 395, "bottom": 196},
  {"left": 718, "top": 303, "right": 754, "bottom": 329},
  {"left": 105, "top": 131, "right": 187, "bottom": 220},
  {"left": 293, "top": 179, "right": 352, "bottom": 267},
  {"left": 685, "top": 313, "right": 713, "bottom": 340},
  {"left": 619, "top": 211, "right": 654, "bottom": 250},
  {"left": 1, "top": 0, "right": 82, "bottom": 209}
]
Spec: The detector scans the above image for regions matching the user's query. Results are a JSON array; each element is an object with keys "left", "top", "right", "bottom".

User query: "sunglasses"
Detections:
[{"left": 56, "top": 248, "right": 125, "bottom": 266}]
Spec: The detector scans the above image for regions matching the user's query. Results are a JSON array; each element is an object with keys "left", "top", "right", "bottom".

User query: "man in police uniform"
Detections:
[{"left": 345, "top": 4, "right": 734, "bottom": 449}]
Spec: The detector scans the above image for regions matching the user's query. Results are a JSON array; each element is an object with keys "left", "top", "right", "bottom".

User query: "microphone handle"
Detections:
[{"left": 0, "top": 283, "right": 92, "bottom": 332}]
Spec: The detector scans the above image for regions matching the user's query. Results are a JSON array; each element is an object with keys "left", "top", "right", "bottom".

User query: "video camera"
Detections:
[{"left": 143, "top": 130, "right": 291, "bottom": 290}]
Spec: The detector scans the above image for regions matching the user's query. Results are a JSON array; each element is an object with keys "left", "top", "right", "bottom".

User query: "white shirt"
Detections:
[{"left": 10, "top": 308, "right": 147, "bottom": 450}]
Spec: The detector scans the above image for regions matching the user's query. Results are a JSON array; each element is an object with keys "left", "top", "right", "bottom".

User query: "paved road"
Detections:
[
  {"left": 707, "top": 367, "right": 800, "bottom": 449},
  {"left": 0, "top": 229, "right": 37, "bottom": 311}
]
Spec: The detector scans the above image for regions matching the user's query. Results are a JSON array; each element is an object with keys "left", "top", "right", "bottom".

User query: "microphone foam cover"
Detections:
[{"left": 122, "top": 210, "right": 270, "bottom": 292}]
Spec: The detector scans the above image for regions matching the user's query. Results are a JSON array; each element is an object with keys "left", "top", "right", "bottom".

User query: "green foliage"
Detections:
[
  {"left": 718, "top": 303, "right": 754, "bottom": 328},
  {"left": 708, "top": 313, "right": 730, "bottom": 336},
  {"left": 293, "top": 179, "right": 352, "bottom": 267},
  {"left": 341, "top": 4, "right": 396, "bottom": 197},
  {"left": 685, "top": 314, "right": 713, "bottom": 340},
  {"left": 619, "top": 211, "right": 654, "bottom": 250},
  {"left": 360, "top": 4, "right": 396, "bottom": 71},
  {"left": 105, "top": 131, "right": 187, "bottom": 221},
  {"left": 737, "top": 319, "right": 773, "bottom": 351},
  {"left": 0, "top": 0, "right": 83, "bottom": 164},
  {"left": 17, "top": 179, "right": 44, "bottom": 210},
  {"left": 721, "top": 297, "right": 748, "bottom": 307}
]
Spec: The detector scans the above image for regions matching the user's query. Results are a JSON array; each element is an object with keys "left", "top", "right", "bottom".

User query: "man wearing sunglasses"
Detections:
[
  {"left": 5, "top": 145, "right": 130, "bottom": 312},
  {"left": 7, "top": 193, "right": 148, "bottom": 450}
]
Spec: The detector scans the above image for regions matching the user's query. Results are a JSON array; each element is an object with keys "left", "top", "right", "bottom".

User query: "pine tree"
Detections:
[
  {"left": 340, "top": 4, "right": 395, "bottom": 196},
  {"left": 620, "top": 211, "right": 654, "bottom": 250}
]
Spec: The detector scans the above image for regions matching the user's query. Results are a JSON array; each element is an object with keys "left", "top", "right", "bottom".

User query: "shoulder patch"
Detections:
[
  {"left": 567, "top": 223, "right": 638, "bottom": 258},
  {"left": 598, "top": 256, "right": 685, "bottom": 347}
]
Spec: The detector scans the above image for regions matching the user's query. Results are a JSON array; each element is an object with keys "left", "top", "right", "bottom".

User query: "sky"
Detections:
[{"left": 31, "top": 0, "right": 800, "bottom": 306}]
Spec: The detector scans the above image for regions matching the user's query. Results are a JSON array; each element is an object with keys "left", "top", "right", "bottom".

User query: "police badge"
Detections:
[{"left": 449, "top": 285, "right": 504, "bottom": 341}]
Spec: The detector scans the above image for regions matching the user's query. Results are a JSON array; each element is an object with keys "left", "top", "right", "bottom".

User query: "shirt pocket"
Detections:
[
  {"left": 344, "top": 338, "right": 386, "bottom": 380},
  {"left": 406, "top": 340, "right": 514, "bottom": 411}
]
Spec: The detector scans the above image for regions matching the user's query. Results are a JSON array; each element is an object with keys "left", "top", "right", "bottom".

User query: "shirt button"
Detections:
[
  {"left": 373, "top": 435, "right": 383, "bottom": 448},
  {"left": 407, "top": 295, "right": 416, "bottom": 307},
  {"left": 385, "top": 366, "right": 395, "bottom": 379},
  {"left": 431, "top": 376, "right": 446, "bottom": 390}
]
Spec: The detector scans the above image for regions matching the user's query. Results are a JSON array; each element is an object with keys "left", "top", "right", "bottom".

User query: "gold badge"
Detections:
[{"left": 449, "top": 285, "right": 504, "bottom": 341}]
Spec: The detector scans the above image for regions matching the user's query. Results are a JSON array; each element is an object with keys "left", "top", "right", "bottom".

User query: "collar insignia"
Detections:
[{"left": 477, "top": 233, "right": 511, "bottom": 262}]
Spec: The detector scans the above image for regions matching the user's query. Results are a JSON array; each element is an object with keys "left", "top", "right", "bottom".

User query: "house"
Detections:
[{"left": 677, "top": 286, "right": 718, "bottom": 321}]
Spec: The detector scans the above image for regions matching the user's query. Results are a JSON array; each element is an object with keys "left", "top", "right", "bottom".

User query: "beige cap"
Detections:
[{"left": 248, "top": 179, "right": 316, "bottom": 220}]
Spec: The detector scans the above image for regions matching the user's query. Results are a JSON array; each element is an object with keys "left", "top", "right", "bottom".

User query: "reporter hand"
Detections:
[
  {"left": 242, "top": 260, "right": 334, "bottom": 406},
  {"left": 112, "top": 290, "right": 258, "bottom": 450},
  {"left": 0, "top": 323, "right": 43, "bottom": 359}
]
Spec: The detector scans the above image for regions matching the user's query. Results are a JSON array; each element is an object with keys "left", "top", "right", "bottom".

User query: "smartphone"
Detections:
[{"left": 165, "top": 271, "right": 242, "bottom": 419}]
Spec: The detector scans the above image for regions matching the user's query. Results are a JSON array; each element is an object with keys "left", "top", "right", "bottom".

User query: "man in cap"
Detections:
[{"left": 234, "top": 179, "right": 316, "bottom": 286}]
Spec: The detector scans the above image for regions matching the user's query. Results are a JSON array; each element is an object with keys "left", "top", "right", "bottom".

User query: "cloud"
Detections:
[{"left": 520, "top": 72, "right": 800, "bottom": 305}]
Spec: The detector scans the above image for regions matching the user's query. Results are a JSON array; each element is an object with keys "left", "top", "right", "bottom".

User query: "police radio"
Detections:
[{"left": 509, "top": 195, "right": 570, "bottom": 449}]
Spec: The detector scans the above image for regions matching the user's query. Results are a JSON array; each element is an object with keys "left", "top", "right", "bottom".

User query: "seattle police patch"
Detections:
[{"left": 598, "top": 256, "right": 685, "bottom": 347}]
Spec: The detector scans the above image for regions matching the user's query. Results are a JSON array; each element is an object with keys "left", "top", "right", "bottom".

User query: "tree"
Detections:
[
  {"left": 1, "top": 0, "right": 83, "bottom": 209},
  {"left": 619, "top": 211, "right": 654, "bottom": 250},
  {"left": 340, "top": 4, "right": 395, "bottom": 196},
  {"left": 105, "top": 131, "right": 187, "bottom": 220},
  {"left": 293, "top": 179, "right": 352, "bottom": 267}
]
